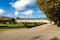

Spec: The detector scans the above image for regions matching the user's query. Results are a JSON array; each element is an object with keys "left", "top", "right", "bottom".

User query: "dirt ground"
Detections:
[{"left": 0, "top": 24, "right": 60, "bottom": 40}]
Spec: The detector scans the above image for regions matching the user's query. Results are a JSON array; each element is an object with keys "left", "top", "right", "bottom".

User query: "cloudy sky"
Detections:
[{"left": 0, "top": 0, "right": 46, "bottom": 18}]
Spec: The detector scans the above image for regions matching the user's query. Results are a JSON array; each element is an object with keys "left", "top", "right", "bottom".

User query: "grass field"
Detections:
[
  {"left": 0, "top": 23, "right": 25, "bottom": 28},
  {"left": 0, "top": 23, "right": 24, "bottom": 26},
  {"left": 0, "top": 22, "right": 47, "bottom": 28}
]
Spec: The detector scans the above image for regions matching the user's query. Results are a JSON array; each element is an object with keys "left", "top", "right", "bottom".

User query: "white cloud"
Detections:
[
  {"left": 6, "top": 14, "right": 11, "bottom": 17},
  {"left": 10, "top": 0, "right": 36, "bottom": 10},
  {"left": 10, "top": 0, "right": 36, "bottom": 17},
  {"left": 3, "top": 14, "right": 11, "bottom": 17},
  {"left": 15, "top": 10, "right": 33, "bottom": 16},
  {"left": 22, "top": 10, "right": 33, "bottom": 15},
  {"left": 19, "top": 15, "right": 26, "bottom": 18},
  {"left": 15, "top": 11, "right": 19, "bottom": 16},
  {"left": 0, "top": 9, "right": 11, "bottom": 17},
  {"left": 0, "top": 9, "right": 5, "bottom": 14}
]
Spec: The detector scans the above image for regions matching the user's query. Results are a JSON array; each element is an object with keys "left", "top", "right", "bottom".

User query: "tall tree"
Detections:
[{"left": 37, "top": 0, "right": 60, "bottom": 25}]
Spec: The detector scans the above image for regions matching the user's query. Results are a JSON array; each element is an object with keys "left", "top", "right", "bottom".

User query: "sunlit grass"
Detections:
[
  {"left": 0, "top": 22, "right": 47, "bottom": 28},
  {"left": 0, "top": 23, "right": 24, "bottom": 26}
]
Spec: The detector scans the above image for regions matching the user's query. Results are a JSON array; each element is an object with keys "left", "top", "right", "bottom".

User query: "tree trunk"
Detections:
[
  {"left": 57, "top": 21, "right": 60, "bottom": 27},
  {"left": 54, "top": 21, "right": 57, "bottom": 25}
]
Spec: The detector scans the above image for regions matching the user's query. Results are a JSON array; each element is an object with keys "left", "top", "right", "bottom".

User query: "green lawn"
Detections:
[
  {"left": 0, "top": 23, "right": 24, "bottom": 26},
  {"left": 0, "top": 22, "right": 47, "bottom": 28},
  {"left": 0, "top": 23, "right": 25, "bottom": 28}
]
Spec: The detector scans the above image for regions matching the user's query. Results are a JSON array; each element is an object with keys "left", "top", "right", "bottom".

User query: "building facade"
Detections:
[{"left": 16, "top": 18, "right": 50, "bottom": 23}]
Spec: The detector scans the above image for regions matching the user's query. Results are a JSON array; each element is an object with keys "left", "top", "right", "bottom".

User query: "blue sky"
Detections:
[{"left": 0, "top": 0, "right": 46, "bottom": 18}]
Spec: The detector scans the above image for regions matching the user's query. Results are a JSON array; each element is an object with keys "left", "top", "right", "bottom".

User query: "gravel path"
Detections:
[{"left": 0, "top": 24, "right": 60, "bottom": 40}]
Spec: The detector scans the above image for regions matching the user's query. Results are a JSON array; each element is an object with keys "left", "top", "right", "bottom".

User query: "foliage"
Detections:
[
  {"left": 37, "top": 0, "right": 60, "bottom": 24},
  {"left": 16, "top": 17, "right": 21, "bottom": 20},
  {"left": 0, "top": 17, "right": 16, "bottom": 24}
]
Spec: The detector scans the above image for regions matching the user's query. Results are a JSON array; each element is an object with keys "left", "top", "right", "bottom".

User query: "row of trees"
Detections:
[
  {"left": 37, "top": 0, "right": 60, "bottom": 26},
  {"left": 0, "top": 17, "right": 16, "bottom": 24}
]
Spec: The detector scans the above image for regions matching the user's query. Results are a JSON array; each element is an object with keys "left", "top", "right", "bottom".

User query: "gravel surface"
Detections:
[{"left": 0, "top": 24, "right": 60, "bottom": 40}]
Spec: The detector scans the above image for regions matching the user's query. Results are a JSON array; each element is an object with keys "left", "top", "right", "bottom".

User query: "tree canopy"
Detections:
[{"left": 37, "top": 0, "right": 60, "bottom": 24}]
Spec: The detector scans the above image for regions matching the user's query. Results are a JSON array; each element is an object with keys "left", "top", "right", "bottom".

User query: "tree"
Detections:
[
  {"left": 11, "top": 18, "right": 16, "bottom": 24},
  {"left": 37, "top": 0, "right": 60, "bottom": 25},
  {"left": 0, "top": 17, "right": 16, "bottom": 24},
  {"left": 16, "top": 17, "right": 21, "bottom": 20}
]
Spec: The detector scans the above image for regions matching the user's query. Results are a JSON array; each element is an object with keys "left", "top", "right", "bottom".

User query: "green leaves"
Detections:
[{"left": 37, "top": 0, "right": 60, "bottom": 22}]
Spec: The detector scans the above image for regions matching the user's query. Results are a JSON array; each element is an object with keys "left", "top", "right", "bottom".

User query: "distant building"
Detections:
[{"left": 16, "top": 18, "right": 50, "bottom": 23}]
